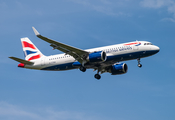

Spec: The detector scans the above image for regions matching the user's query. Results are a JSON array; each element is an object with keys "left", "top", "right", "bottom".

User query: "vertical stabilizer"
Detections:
[{"left": 21, "top": 37, "right": 44, "bottom": 61}]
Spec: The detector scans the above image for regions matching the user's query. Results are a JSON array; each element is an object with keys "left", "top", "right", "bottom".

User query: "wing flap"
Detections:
[{"left": 9, "top": 57, "right": 34, "bottom": 65}]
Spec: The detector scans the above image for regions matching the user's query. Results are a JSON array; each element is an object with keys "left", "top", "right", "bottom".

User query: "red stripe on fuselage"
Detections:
[
  {"left": 124, "top": 42, "right": 141, "bottom": 46},
  {"left": 28, "top": 54, "right": 41, "bottom": 61},
  {"left": 22, "top": 41, "right": 36, "bottom": 49}
]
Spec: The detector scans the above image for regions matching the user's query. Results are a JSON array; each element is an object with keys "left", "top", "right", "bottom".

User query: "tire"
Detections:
[
  {"left": 138, "top": 64, "right": 142, "bottom": 68},
  {"left": 79, "top": 66, "right": 86, "bottom": 72},
  {"left": 94, "top": 74, "right": 101, "bottom": 80}
]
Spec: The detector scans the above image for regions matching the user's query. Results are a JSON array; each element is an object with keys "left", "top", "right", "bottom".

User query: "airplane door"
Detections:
[
  {"left": 41, "top": 58, "right": 45, "bottom": 66},
  {"left": 133, "top": 46, "right": 139, "bottom": 50}
]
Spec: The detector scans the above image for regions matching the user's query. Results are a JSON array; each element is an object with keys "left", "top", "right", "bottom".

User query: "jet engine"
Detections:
[
  {"left": 87, "top": 51, "right": 107, "bottom": 63},
  {"left": 109, "top": 63, "right": 128, "bottom": 75}
]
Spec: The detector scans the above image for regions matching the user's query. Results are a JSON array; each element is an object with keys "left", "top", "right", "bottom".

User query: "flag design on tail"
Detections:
[{"left": 21, "top": 37, "right": 44, "bottom": 61}]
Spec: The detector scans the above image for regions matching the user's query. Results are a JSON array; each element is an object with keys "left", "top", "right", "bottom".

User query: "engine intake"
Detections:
[
  {"left": 110, "top": 63, "right": 128, "bottom": 75},
  {"left": 87, "top": 51, "right": 107, "bottom": 63}
]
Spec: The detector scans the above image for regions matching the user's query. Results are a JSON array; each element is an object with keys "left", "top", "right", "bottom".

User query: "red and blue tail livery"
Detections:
[
  {"left": 9, "top": 27, "right": 160, "bottom": 80},
  {"left": 21, "top": 37, "right": 44, "bottom": 61}
]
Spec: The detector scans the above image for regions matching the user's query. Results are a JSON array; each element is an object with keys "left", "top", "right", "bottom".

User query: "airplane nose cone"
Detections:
[
  {"left": 152, "top": 46, "right": 160, "bottom": 54},
  {"left": 155, "top": 46, "right": 160, "bottom": 52}
]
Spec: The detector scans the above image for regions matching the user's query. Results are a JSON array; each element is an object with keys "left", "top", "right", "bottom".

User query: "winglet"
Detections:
[{"left": 32, "top": 27, "right": 40, "bottom": 36}]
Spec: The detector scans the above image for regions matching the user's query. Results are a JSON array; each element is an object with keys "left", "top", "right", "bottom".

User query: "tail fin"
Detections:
[{"left": 21, "top": 37, "right": 44, "bottom": 61}]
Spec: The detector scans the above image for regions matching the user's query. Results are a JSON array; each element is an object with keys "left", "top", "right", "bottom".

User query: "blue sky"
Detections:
[{"left": 0, "top": 0, "right": 175, "bottom": 120}]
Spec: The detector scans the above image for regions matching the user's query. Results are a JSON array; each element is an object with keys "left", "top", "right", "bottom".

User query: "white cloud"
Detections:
[
  {"left": 0, "top": 101, "right": 101, "bottom": 120},
  {"left": 161, "top": 17, "right": 175, "bottom": 22},
  {"left": 0, "top": 102, "right": 40, "bottom": 120},
  {"left": 70, "top": 0, "right": 131, "bottom": 17},
  {"left": 140, "top": 0, "right": 175, "bottom": 22},
  {"left": 140, "top": 0, "right": 167, "bottom": 8}
]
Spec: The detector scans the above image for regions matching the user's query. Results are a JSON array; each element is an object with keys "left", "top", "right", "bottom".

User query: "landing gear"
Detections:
[
  {"left": 79, "top": 66, "right": 86, "bottom": 72},
  {"left": 94, "top": 69, "right": 101, "bottom": 80},
  {"left": 138, "top": 64, "right": 142, "bottom": 68},
  {"left": 137, "top": 58, "right": 142, "bottom": 68},
  {"left": 94, "top": 74, "right": 101, "bottom": 80}
]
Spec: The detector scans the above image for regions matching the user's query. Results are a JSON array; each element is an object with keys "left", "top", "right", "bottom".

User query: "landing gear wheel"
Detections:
[
  {"left": 79, "top": 66, "right": 86, "bottom": 72},
  {"left": 94, "top": 74, "right": 101, "bottom": 80},
  {"left": 138, "top": 64, "right": 142, "bottom": 68},
  {"left": 137, "top": 58, "right": 142, "bottom": 68}
]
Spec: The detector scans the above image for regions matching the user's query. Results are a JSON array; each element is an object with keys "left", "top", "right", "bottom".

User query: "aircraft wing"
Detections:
[
  {"left": 9, "top": 57, "right": 34, "bottom": 65},
  {"left": 32, "top": 27, "right": 89, "bottom": 64}
]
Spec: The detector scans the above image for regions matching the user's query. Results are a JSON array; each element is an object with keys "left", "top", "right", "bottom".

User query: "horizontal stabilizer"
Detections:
[{"left": 9, "top": 57, "right": 34, "bottom": 65}]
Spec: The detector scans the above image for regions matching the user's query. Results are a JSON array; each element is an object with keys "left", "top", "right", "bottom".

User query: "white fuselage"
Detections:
[{"left": 24, "top": 41, "right": 159, "bottom": 71}]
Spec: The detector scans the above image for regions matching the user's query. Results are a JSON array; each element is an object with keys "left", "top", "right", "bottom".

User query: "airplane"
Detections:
[{"left": 9, "top": 27, "right": 160, "bottom": 80}]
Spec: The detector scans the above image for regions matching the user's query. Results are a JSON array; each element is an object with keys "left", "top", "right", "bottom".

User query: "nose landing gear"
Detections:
[
  {"left": 137, "top": 58, "right": 142, "bottom": 68},
  {"left": 138, "top": 63, "right": 142, "bottom": 68}
]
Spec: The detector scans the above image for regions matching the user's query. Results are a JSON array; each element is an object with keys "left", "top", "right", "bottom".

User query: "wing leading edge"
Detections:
[{"left": 32, "top": 27, "right": 89, "bottom": 64}]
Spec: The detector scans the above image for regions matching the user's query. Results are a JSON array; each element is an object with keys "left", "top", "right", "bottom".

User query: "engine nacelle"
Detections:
[
  {"left": 87, "top": 51, "right": 107, "bottom": 63},
  {"left": 110, "top": 63, "right": 128, "bottom": 75}
]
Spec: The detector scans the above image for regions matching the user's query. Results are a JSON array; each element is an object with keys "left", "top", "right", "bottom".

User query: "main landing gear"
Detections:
[
  {"left": 137, "top": 58, "right": 142, "bottom": 68},
  {"left": 94, "top": 69, "right": 101, "bottom": 80},
  {"left": 80, "top": 66, "right": 101, "bottom": 80},
  {"left": 94, "top": 74, "right": 101, "bottom": 80},
  {"left": 79, "top": 66, "right": 86, "bottom": 72}
]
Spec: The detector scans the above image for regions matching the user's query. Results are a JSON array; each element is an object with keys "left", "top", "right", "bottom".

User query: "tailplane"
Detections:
[
  {"left": 21, "top": 37, "right": 44, "bottom": 61},
  {"left": 9, "top": 57, "right": 34, "bottom": 65}
]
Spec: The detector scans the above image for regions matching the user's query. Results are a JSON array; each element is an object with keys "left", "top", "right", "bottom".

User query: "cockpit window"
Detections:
[{"left": 144, "top": 43, "right": 153, "bottom": 45}]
